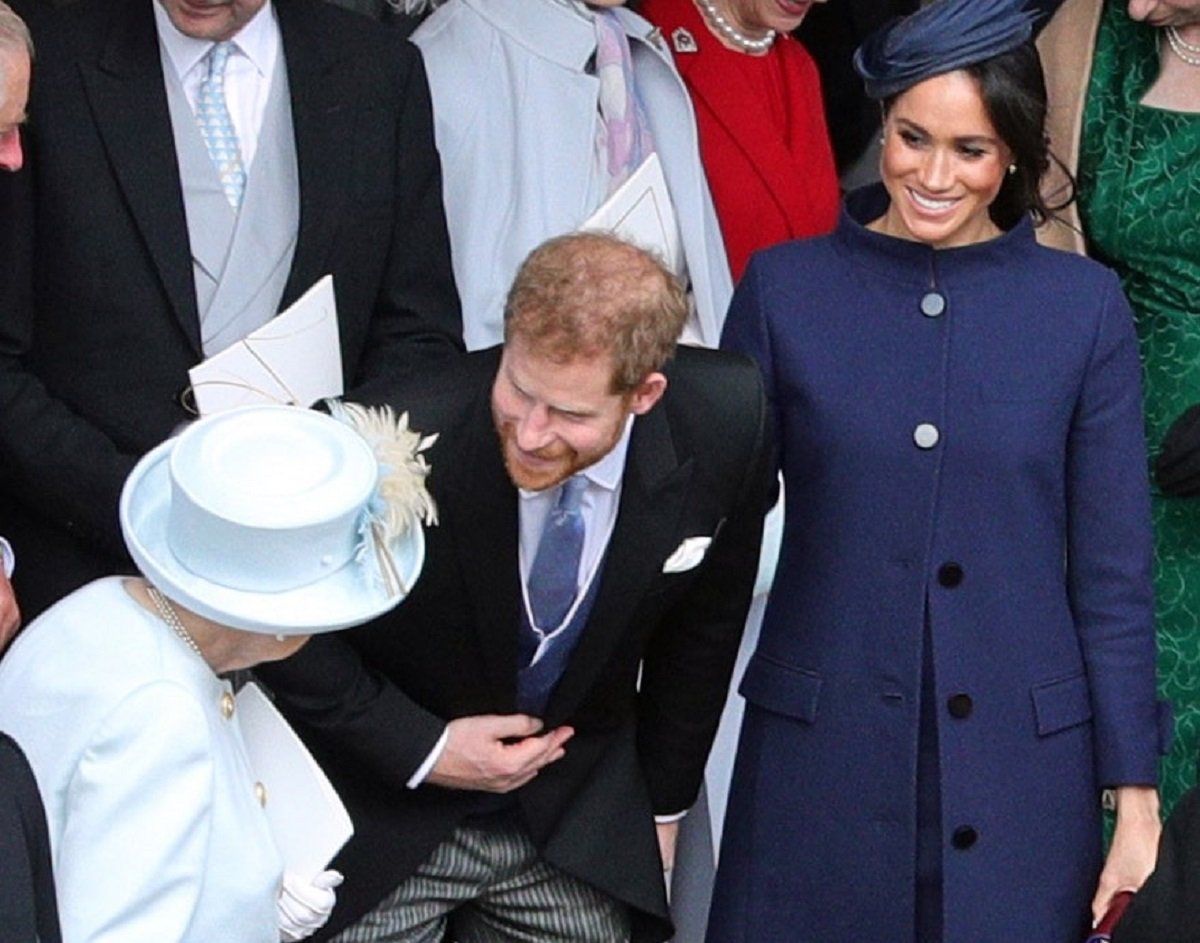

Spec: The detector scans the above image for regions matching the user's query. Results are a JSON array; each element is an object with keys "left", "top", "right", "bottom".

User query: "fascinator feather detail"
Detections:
[
  {"left": 328, "top": 400, "right": 438, "bottom": 598},
  {"left": 853, "top": 0, "right": 1040, "bottom": 100}
]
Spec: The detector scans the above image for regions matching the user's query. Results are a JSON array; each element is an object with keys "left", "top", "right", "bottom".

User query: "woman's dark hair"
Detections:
[
  {"left": 884, "top": 40, "right": 1075, "bottom": 230},
  {"left": 966, "top": 41, "right": 1064, "bottom": 228}
]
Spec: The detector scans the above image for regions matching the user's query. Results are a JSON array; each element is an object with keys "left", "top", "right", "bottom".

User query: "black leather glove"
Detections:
[{"left": 1155, "top": 404, "right": 1200, "bottom": 497}]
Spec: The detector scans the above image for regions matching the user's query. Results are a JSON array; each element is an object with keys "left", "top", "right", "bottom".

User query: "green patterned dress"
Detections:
[{"left": 1077, "top": 0, "right": 1200, "bottom": 816}]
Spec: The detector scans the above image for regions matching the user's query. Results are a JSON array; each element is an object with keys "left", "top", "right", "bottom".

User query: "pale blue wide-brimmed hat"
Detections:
[{"left": 120, "top": 404, "right": 431, "bottom": 635}]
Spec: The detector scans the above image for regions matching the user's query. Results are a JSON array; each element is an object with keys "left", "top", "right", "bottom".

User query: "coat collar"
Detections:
[{"left": 460, "top": 0, "right": 667, "bottom": 74}]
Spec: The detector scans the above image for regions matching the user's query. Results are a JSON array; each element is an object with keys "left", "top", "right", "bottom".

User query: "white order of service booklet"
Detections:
[{"left": 236, "top": 681, "right": 354, "bottom": 881}]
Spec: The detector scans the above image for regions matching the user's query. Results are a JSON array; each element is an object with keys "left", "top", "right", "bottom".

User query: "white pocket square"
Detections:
[{"left": 662, "top": 536, "right": 712, "bottom": 574}]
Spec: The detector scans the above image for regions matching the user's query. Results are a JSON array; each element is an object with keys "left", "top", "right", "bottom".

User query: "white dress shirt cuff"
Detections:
[
  {"left": 407, "top": 727, "right": 450, "bottom": 789},
  {"left": 0, "top": 537, "right": 13, "bottom": 578},
  {"left": 654, "top": 810, "right": 687, "bottom": 824}
]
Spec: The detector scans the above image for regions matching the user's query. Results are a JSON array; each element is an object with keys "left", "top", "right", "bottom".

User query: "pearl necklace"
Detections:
[
  {"left": 1165, "top": 25, "right": 1200, "bottom": 67},
  {"left": 146, "top": 584, "right": 204, "bottom": 658},
  {"left": 694, "top": 0, "right": 776, "bottom": 54}
]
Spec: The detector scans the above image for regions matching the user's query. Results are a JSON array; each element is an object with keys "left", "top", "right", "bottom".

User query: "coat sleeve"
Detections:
[
  {"left": 256, "top": 633, "right": 449, "bottom": 792},
  {"left": 55, "top": 684, "right": 217, "bottom": 943},
  {"left": 635, "top": 361, "right": 775, "bottom": 815},
  {"left": 1066, "top": 270, "right": 1161, "bottom": 787},
  {"left": 0, "top": 164, "right": 138, "bottom": 562}
]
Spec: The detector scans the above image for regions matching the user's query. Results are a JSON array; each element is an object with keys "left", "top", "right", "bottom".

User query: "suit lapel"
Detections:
[
  {"left": 544, "top": 402, "right": 693, "bottom": 724},
  {"left": 85, "top": 0, "right": 201, "bottom": 354},
  {"left": 275, "top": 0, "right": 354, "bottom": 307},
  {"left": 447, "top": 393, "right": 522, "bottom": 708}
]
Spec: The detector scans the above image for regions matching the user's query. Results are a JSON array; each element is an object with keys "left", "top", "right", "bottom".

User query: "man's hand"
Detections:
[
  {"left": 0, "top": 571, "right": 20, "bottom": 653},
  {"left": 426, "top": 714, "right": 573, "bottom": 793}
]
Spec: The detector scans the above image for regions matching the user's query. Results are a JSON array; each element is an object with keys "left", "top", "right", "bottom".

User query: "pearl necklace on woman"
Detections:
[
  {"left": 694, "top": 0, "right": 776, "bottom": 54},
  {"left": 146, "top": 583, "right": 204, "bottom": 658},
  {"left": 1165, "top": 25, "right": 1200, "bottom": 67}
]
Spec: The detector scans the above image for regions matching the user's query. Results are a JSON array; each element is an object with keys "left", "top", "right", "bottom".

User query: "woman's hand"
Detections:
[
  {"left": 278, "top": 869, "right": 343, "bottom": 942},
  {"left": 1092, "top": 786, "right": 1161, "bottom": 925}
]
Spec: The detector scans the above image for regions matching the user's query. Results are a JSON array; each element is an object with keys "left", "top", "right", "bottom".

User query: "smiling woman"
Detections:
[{"left": 706, "top": 1, "right": 1166, "bottom": 941}]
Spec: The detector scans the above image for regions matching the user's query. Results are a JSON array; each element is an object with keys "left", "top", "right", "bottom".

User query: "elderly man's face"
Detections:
[
  {"left": 0, "top": 47, "right": 29, "bottom": 172},
  {"left": 157, "top": 0, "right": 267, "bottom": 41}
]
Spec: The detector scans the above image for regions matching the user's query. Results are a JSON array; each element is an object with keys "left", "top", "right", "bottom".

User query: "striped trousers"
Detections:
[{"left": 332, "top": 818, "right": 632, "bottom": 943}]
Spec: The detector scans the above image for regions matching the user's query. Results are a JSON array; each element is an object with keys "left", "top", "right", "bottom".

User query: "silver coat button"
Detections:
[
  {"left": 914, "top": 423, "right": 940, "bottom": 449},
  {"left": 920, "top": 292, "right": 946, "bottom": 317}
]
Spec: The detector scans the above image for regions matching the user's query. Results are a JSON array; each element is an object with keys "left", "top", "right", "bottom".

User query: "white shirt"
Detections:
[{"left": 152, "top": 0, "right": 280, "bottom": 169}]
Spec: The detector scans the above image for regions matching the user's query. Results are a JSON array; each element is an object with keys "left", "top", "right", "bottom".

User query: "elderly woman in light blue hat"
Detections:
[
  {"left": 707, "top": 0, "right": 1165, "bottom": 940},
  {"left": 0, "top": 403, "right": 432, "bottom": 943}
]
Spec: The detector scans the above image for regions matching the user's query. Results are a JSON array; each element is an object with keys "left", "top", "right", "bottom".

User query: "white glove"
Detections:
[{"left": 277, "top": 869, "right": 343, "bottom": 942}]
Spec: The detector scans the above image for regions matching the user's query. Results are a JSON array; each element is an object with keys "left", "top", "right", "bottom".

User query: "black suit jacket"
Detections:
[
  {"left": 0, "top": 0, "right": 461, "bottom": 618},
  {"left": 259, "top": 346, "right": 774, "bottom": 942},
  {"left": 0, "top": 733, "right": 61, "bottom": 943}
]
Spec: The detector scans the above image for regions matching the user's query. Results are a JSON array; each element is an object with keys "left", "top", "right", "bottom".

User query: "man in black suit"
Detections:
[
  {"left": 0, "top": 0, "right": 29, "bottom": 649},
  {"left": 0, "top": 0, "right": 461, "bottom": 620},
  {"left": 261, "top": 232, "right": 774, "bottom": 942},
  {"left": 0, "top": 732, "right": 60, "bottom": 943}
]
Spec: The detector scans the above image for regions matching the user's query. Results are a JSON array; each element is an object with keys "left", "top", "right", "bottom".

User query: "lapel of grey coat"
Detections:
[
  {"left": 161, "top": 58, "right": 236, "bottom": 323},
  {"left": 542, "top": 400, "right": 694, "bottom": 726},
  {"left": 84, "top": 0, "right": 202, "bottom": 354}
]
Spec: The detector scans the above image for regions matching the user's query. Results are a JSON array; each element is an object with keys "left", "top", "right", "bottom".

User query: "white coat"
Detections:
[
  {"left": 412, "top": 0, "right": 734, "bottom": 351},
  {"left": 0, "top": 578, "right": 281, "bottom": 943}
]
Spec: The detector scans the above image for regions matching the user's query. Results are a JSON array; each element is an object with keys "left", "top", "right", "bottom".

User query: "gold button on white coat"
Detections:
[
  {"left": 254, "top": 782, "right": 268, "bottom": 807},
  {"left": 220, "top": 692, "right": 235, "bottom": 719},
  {"left": 913, "top": 423, "right": 940, "bottom": 449}
]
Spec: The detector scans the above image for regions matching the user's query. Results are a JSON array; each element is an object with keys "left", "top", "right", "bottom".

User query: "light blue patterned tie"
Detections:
[
  {"left": 527, "top": 475, "right": 588, "bottom": 634},
  {"left": 195, "top": 41, "right": 247, "bottom": 211}
]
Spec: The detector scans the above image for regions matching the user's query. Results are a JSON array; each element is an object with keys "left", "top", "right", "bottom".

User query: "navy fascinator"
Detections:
[{"left": 853, "top": 0, "right": 1040, "bottom": 100}]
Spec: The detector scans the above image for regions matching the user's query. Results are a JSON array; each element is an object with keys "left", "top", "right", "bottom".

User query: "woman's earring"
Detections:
[{"left": 1007, "top": 163, "right": 1018, "bottom": 176}]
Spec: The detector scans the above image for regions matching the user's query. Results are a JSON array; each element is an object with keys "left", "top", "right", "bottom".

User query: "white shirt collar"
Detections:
[{"left": 152, "top": 0, "right": 277, "bottom": 82}]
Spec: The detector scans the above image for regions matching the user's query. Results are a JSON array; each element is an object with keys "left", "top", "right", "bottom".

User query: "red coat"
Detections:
[{"left": 641, "top": 0, "right": 840, "bottom": 280}]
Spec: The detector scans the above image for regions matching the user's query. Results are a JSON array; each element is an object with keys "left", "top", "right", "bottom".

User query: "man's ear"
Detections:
[{"left": 628, "top": 372, "right": 667, "bottom": 416}]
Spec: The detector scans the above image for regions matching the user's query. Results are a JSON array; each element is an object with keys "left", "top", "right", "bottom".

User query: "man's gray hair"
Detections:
[{"left": 0, "top": 1, "right": 33, "bottom": 61}]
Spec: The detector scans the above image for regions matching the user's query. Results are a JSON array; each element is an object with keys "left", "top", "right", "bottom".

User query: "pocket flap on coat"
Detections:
[
  {"left": 739, "top": 652, "right": 822, "bottom": 724},
  {"left": 1031, "top": 673, "right": 1093, "bottom": 735}
]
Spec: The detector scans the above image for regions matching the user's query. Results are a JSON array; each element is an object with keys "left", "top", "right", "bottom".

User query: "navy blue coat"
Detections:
[{"left": 708, "top": 188, "right": 1162, "bottom": 943}]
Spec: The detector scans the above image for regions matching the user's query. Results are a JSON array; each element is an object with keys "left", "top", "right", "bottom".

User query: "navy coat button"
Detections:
[
  {"left": 913, "top": 423, "right": 940, "bottom": 449},
  {"left": 952, "top": 826, "right": 978, "bottom": 849},
  {"left": 920, "top": 292, "right": 946, "bottom": 317},
  {"left": 938, "top": 563, "right": 964, "bottom": 587},
  {"left": 947, "top": 693, "right": 973, "bottom": 718}
]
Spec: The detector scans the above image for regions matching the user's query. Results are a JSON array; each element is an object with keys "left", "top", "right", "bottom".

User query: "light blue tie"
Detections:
[
  {"left": 195, "top": 41, "right": 247, "bottom": 211},
  {"left": 527, "top": 475, "right": 588, "bottom": 634}
]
